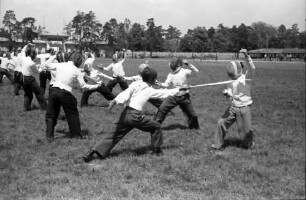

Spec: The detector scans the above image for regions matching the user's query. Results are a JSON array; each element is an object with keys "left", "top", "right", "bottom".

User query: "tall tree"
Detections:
[
  {"left": 2, "top": 10, "right": 18, "bottom": 50},
  {"left": 145, "top": 18, "right": 164, "bottom": 57},
  {"left": 127, "top": 23, "right": 145, "bottom": 52},
  {"left": 286, "top": 24, "right": 300, "bottom": 48},
  {"left": 20, "top": 17, "right": 37, "bottom": 43},
  {"left": 2, "top": 10, "right": 17, "bottom": 33},
  {"left": 102, "top": 18, "right": 118, "bottom": 46},
  {"left": 69, "top": 11, "right": 103, "bottom": 51},
  {"left": 164, "top": 25, "right": 181, "bottom": 52},
  {"left": 115, "top": 18, "right": 131, "bottom": 49},
  {"left": 250, "top": 21, "right": 277, "bottom": 49}
]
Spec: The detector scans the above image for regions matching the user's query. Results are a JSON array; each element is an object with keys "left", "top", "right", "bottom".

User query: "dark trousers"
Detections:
[
  {"left": 93, "top": 106, "right": 163, "bottom": 157},
  {"left": 106, "top": 76, "right": 128, "bottom": 92},
  {"left": 45, "top": 87, "right": 82, "bottom": 138},
  {"left": 39, "top": 70, "right": 51, "bottom": 94},
  {"left": 80, "top": 83, "right": 116, "bottom": 107},
  {"left": 148, "top": 98, "right": 163, "bottom": 108},
  {"left": 154, "top": 93, "right": 199, "bottom": 129},
  {"left": 0, "top": 67, "right": 13, "bottom": 84},
  {"left": 13, "top": 71, "right": 23, "bottom": 95},
  {"left": 23, "top": 76, "right": 46, "bottom": 111}
]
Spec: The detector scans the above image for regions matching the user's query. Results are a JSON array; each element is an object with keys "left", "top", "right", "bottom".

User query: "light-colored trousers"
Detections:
[{"left": 213, "top": 105, "right": 253, "bottom": 148}]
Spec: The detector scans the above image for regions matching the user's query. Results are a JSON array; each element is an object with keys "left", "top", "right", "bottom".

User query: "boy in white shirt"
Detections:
[
  {"left": 80, "top": 63, "right": 116, "bottom": 107},
  {"left": 210, "top": 49, "right": 255, "bottom": 151},
  {"left": 154, "top": 57, "right": 200, "bottom": 130},
  {"left": 124, "top": 63, "right": 174, "bottom": 115},
  {"left": 82, "top": 67, "right": 190, "bottom": 162},
  {"left": 102, "top": 52, "right": 128, "bottom": 92}
]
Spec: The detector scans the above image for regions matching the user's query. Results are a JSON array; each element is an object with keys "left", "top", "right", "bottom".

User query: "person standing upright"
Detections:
[{"left": 42, "top": 51, "right": 101, "bottom": 141}]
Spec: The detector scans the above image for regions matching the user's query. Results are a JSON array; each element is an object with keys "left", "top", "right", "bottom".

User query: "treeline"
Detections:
[{"left": 2, "top": 10, "right": 305, "bottom": 54}]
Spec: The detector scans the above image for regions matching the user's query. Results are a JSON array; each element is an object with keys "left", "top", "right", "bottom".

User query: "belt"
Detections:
[{"left": 232, "top": 104, "right": 251, "bottom": 108}]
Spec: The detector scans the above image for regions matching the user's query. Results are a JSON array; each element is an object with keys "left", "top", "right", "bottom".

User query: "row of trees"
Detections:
[{"left": 1, "top": 10, "right": 305, "bottom": 55}]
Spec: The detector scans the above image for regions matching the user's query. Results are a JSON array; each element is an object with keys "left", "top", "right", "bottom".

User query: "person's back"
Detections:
[{"left": 52, "top": 62, "right": 78, "bottom": 88}]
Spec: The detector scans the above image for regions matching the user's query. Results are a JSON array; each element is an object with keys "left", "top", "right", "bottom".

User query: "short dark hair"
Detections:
[
  {"left": 68, "top": 51, "right": 83, "bottom": 68},
  {"left": 26, "top": 49, "right": 37, "bottom": 60},
  {"left": 141, "top": 67, "right": 157, "bottom": 85},
  {"left": 169, "top": 57, "right": 183, "bottom": 71}
]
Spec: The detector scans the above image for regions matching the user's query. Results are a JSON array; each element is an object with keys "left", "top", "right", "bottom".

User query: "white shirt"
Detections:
[
  {"left": 83, "top": 53, "right": 95, "bottom": 71},
  {"left": 44, "top": 58, "right": 100, "bottom": 93},
  {"left": 115, "top": 80, "right": 179, "bottom": 111},
  {"left": 161, "top": 65, "right": 198, "bottom": 96},
  {"left": 85, "top": 68, "right": 114, "bottom": 84},
  {"left": 104, "top": 58, "right": 126, "bottom": 77},
  {"left": 226, "top": 56, "right": 255, "bottom": 107},
  {"left": 11, "top": 54, "right": 22, "bottom": 72},
  {"left": 0, "top": 57, "right": 15, "bottom": 71},
  {"left": 19, "top": 45, "right": 40, "bottom": 76}
]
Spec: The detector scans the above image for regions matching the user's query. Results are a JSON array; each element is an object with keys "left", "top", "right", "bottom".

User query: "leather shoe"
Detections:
[
  {"left": 82, "top": 149, "right": 95, "bottom": 163},
  {"left": 151, "top": 148, "right": 164, "bottom": 156}
]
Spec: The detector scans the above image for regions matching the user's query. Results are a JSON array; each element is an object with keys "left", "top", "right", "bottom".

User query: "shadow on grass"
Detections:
[
  {"left": 223, "top": 137, "right": 250, "bottom": 149},
  {"left": 162, "top": 123, "right": 188, "bottom": 131},
  {"left": 109, "top": 144, "right": 181, "bottom": 158},
  {"left": 54, "top": 129, "right": 90, "bottom": 138}
]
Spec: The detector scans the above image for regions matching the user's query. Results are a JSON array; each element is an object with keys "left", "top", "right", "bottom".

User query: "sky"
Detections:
[{"left": 1, "top": 0, "right": 305, "bottom": 35}]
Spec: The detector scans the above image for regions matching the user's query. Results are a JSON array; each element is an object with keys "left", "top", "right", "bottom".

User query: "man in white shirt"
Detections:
[
  {"left": 43, "top": 51, "right": 101, "bottom": 141},
  {"left": 20, "top": 44, "right": 47, "bottom": 111},
  {"left": 82, "top": 67, "right": 190, "bottom": 162},
  {"left": 154, "top": 57, "right": 200, "bottom": 130},
  {"left": 102, "top": 52, "right": 128, "bottom": 92}
]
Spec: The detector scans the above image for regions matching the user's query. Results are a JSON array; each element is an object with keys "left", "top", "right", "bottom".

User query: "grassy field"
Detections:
[{"left": 0, "top": 58, "right": 305, "bottom": 200}]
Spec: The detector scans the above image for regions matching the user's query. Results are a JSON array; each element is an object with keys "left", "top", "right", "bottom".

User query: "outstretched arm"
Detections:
[
  {"left": 240, "top": 49, "right": 255, "bottom": 80},
  {"left": 183, "top": 59, "right": 199, "bottom": 73}
]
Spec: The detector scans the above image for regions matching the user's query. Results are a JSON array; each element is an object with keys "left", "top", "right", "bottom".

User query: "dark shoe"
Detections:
[
  {"left": 46, "top": 137, "right": 55, "bottom": 143},
  {"left": 151, "top": 148, "right": 164, "bottom": 156},
  {"left": 72, "top": 135, "right": 88, "bottom": 139},
  {"left": 82, "top": 149, "right": 95, "bottom": 163},
  {"left": 243, "top": 141, "right": 254, "bottom": 149}
]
